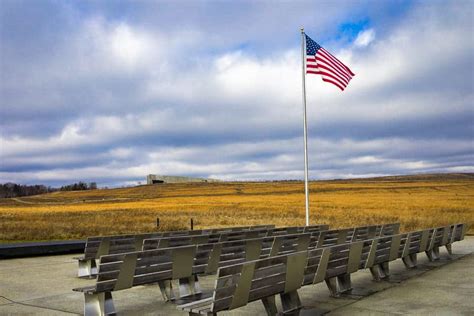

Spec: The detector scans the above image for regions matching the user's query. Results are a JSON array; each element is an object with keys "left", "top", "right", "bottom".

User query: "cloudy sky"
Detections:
[{"left": 1, "top": 0, "right": 473, "bottom": 187}]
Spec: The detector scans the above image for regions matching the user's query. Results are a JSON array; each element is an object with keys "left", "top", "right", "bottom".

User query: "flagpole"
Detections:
[{"left": 301, "top": 27, "right": 310, "bottom": 226}]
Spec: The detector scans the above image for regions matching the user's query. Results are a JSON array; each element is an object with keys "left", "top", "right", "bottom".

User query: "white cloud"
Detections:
[
  {"left": 354, "top": 28, "right": 376, "bottom": 47},
  {"left": 1, "top": 1, "right": 473, "bottom": 186},
  {"left": 111, "top": 24, "right": 151, "bottom": 65}
]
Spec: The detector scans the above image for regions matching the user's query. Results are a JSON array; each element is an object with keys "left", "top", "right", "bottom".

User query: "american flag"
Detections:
[{"left": 305, "top": 34, "right": 355, "bottom": 91}]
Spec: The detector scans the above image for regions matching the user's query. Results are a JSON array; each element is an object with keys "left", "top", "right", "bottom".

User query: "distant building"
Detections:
[{"left": 146, "top": 174, "right": 220, "bottom": 184}]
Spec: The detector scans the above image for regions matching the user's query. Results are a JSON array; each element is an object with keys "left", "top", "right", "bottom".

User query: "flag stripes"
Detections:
[{"left": 305, "top": 34, "right": 354, "bottom": 91}]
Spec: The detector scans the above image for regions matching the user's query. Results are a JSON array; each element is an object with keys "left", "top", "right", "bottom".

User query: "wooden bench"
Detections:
[
  {"left": 363, "top": 234, "right": 403, "bottom": 280},
  {"left": 304, "top": 225, "right": 466, "bottom": 298},
  {"left": 306, "top": 234, "right": 405, "bottom": 295},
  {"left": 162, "top": 233, "right": 313, "bottom": 301},
  {"left": 73, "top": 245, "right": 197, "bottom": 316},
  {"left": 75, "top": 225, "right": 274, "bottom": 277},
  {"left": 396, "top": 229, "right": 430, "bottom": 268},
  {"left": 360, "top": 224, "right": 468, "bottom": 282},
  {"left": 177, "top": 240, "right": 370, "bottom": 314},
  {"left": 176, "top": 251, "right": 309, "bottom": 315},
  {"left": 315, "top": 230, "right": 428, "bottom": 297},
  {"left": 391, "top": 225, "right": 463, "bottom": 269},
  {"left": 425, "top": 223, "right": 467, "bottom": 261}
]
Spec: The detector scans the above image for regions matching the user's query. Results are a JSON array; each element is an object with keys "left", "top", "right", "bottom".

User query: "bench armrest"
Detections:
[
  {"left": 72, "top": 285, "right": 98, "bottom": 294},
  {"left": 176, "top": 296, "right": 213, "bottom": 312}
]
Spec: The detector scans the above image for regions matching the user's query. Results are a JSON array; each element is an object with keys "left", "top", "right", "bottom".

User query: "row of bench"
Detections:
[
  {"left": 100, "top": 223, "right": 399, "bottom": 303},
  {"left": 145, "top": 223, "right": 399, "bottom": 300},
  {"left": 76, "top": 224, "right": 327, "bottom": 277},
  {"left": 73, "top": 223, "right": 466, "bottom": 315},
  {"left": 177, "top": 223, "right": 467, "bottom": 315},
  {"left": 76, "top": 223, "right": 400, "bottom": 278}
]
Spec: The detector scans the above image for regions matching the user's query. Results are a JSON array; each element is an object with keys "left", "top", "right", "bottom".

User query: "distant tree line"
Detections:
[
  {"left": 59, "top": 181, "right": 97, "bottom": 191},
  {"left": 0, "top": 183, "right": 54, "bottom": 198},
  {"left": 0, "top": 181, "right": 98, "bottom": 198}
]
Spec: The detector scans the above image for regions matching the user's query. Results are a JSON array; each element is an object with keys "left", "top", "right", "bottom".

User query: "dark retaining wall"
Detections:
[{"left": 0, "top": 240, "right": 85, "bottom": 259}]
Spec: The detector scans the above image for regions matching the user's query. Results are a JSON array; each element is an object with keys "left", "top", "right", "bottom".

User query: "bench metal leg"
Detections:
[
  {"left": 84, "top": 292, "right": 115, "bottom": 316},
  {"left": 426, "top": 247, "right": 440, "bottom": 261},
  {"left": 159, "top": 280, "right": 176, "bottom": 301},
  {"left": 446, "top": 243, "right": 452, "bottom": 255},
  {"left": 370, "top": 262, "right": 390, "bottom": 281},
  {"left": 179, "top": 275, "right": 202, "bottom": 298},
  {"left": 425, "top": 250, "right": 435, "bottom": 261},
  {"left": 325, "top": 277, "right": 339, "bottom": 297},
  {"left": 336, "top": 274, "right": 352, "bottom": 294},
  {"left": 402, "top": 253, "right": 418, "bottom": 269},
  {"left": 261, "top": 296, "right": 278, "bottom": 315},
  {"left": 280, "top": 291, "right": 302, "bottom": 315},
  {"left": 78, "top": 259, "right": 97, "bottom": 278},
  {"left": 432, "top": 246, "right": 440, "bottom": 259}
]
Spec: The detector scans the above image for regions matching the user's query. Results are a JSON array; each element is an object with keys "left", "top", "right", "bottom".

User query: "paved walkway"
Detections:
[{"left": 0, "top": 238, "right": 473, "bottom": 315}]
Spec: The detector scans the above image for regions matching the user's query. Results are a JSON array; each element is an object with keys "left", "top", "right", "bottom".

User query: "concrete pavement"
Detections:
[{"left": 1, "top": 237, "right": 473, "bottom": 315}]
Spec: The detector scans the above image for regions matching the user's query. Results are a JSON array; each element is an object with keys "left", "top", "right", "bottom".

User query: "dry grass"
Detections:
[{"left": 0, "top": 174, "right": 473, "bottom": 242}]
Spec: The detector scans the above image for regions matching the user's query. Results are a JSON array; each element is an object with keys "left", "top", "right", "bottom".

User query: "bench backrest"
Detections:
[
  {"left": 379, "top": 223, "right": 400, "bottom": 236},
  {"left": 142, "top": 225, "right": 329, "bottom": 251},
  {"left": 194, "top": 233, "right": 312, "bottom": 275},
  {"left": 141, "top": 224, "right": 382, "bottom": 277},
  {"left": 147, "top": 230, "right": 269, "bottom": 250},
  {"left": 146, "top": 223, "right": 400, "bottom": 279},
  {"left": 210, "top": 251, "right": 308, "bottom": 312},
  {"left": 141, "top": 224, "right": 398, "bottom": 277},
  {"left": 266, "top": 225, "right": 329, "bottom": 236},
  {"left": 363, "top": 234, "right": 402, "bottom": 269},
  {"left": 425, "top": 226, "right": 447, "bottom": 251},
  {"left": 313, "top": 223, "right": 397, "bottom": 248},
  {"left": 205, "top": 225, "right": 275, "bottom": 233},
  {"left": 140, "top": 228, "right": 280, "bottom": 251},
  {"left": 351, "top": 225, "right": 378, "bottom": 241},
  {"left": 304, "top": 230, "right": 417, "bottom": 288},
  {"left": 84, "top": 233, "right": 165, "bottom": 260},
  {"left": 95, "top": 245, "right": 196, "bottom": 293},
  {"left": 398, "top": 229, "right": 430, "bottom": 257},
  {"left": 324, "top": 242, "right": 363, "bottom": 279},
  {"left": 450, "top": 223, "right": 468, "bottom": 242},
  {"left": 90, "top": 237, "right": 268, "bottom": 294},
  {"left": 302, "top": 241, "right": 362, "bottom": 286},
  {"left": 303, "top": 224, "right": 330, "bottom": 232},
  {"left": 83, "top": 225, "right": 274, "bottom": 260}
]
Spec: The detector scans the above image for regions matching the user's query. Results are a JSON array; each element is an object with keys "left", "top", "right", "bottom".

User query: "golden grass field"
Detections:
[{"left": 0, "top": 173, "right": 473, "bottom": 242}]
